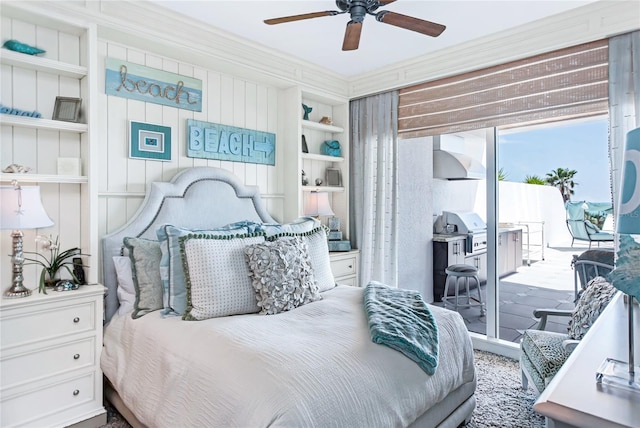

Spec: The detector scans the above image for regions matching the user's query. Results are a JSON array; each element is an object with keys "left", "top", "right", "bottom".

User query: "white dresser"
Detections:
[
  {"left": 0, "top": 285, "right": 106, "bottom": 428},
  {"left": 330, "top": 250, "right": 360, "bottom": 287}
]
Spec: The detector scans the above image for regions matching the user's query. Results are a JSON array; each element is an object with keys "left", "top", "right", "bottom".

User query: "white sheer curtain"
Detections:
[
  {"left": 609, "top": 31, "right": 640, "bottom": 212},
  {"left": 349, "top": 91, "right": 399, "bottom": 287}
]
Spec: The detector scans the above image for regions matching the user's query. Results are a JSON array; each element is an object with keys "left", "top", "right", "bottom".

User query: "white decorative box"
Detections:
[{"left": 57, "top": 158, "right": 81, "bottom": 176}]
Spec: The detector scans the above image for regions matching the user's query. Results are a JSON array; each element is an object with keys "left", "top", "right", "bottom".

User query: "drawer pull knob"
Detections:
[
  {"left": 73, "top": 389, "right": 80, "bottom": 396},
  {"left": 348, "top": 265, "right": 352, "bottom": 269},
  {"left": 74, "top": 354, "right": 80, "bottom": 360},
  {"left": 73, "top": 317, "right": 80, "bottom": 323}
]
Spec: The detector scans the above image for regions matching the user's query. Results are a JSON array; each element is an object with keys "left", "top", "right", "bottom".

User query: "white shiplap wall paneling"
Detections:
[{"left": 97, "top": 41, "right": 284, "bottom": 234}]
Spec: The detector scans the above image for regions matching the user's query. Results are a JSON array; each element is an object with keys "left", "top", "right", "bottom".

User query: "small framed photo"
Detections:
[
  {"left": 52, "top": 96, "right": 82, "bottom": 122},
  {"left": 326, "top": 167, "right": 342, "bottom": 186},
  {"left": 129, "top": 121, "right": 171, "bottom": 162}
]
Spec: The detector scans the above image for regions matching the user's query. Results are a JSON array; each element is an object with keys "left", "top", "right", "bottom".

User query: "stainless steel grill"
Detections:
[{"left": 442, "top": 210, "right": 487, "bottom": 256}]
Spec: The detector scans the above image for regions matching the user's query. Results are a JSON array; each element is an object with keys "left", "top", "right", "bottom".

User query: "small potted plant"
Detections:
[{"left": 23, "top": 235, "right": 89, "bottom": 294}]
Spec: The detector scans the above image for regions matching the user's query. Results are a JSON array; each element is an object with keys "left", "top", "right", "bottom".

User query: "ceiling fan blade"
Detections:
[
  {"left": 378, "top": 0, "right": 398, "bottom": 5},
  {"left": 376, "top": 11, "right": 446, "bottom": 37},
  {"left": 264, "top": 11, "right": 338, "bottom": 25},
  {"left": 342, "top": 21, "right": 363, "bottom": 51}
]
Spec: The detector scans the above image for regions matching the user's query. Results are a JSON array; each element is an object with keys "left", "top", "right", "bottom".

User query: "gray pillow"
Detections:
[
  {"left": 267, "top": 226, "right": 336, "bottom": 292},
  {"left": 244, "top": 237, "right": 322, "bottom": 315},
  {"left": 567, "top": 276, "right": 616, "bottom": 340},
  {"left": 123, "top": 237, "right": 163, "bottom": 319}
]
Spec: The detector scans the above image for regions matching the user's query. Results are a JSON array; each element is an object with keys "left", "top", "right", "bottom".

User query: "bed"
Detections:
[{"left": 100, "top": 166, "right": 477, "bottom": 427}]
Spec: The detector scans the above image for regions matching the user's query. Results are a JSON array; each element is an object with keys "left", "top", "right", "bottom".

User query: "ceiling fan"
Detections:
[{"left": 264, "top": 0, "right": 446, "bottom": 51}]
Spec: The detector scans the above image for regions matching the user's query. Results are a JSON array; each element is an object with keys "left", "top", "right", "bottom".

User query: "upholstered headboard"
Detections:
[{"left": 101, "top": 167, "right": 276, "bottom": 323}]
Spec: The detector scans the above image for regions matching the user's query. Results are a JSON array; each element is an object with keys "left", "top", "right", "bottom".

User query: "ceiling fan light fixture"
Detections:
[{"left": 264, "top": 0, "right": 445, "bottom": 51}]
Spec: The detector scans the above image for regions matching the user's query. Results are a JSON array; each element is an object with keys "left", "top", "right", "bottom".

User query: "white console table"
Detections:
[{"left": 534, "top": 292, "right": 640, "bottom": 428}]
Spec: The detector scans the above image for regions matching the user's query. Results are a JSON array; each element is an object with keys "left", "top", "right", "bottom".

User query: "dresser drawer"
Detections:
[
  {"left": 331, "top": 256, "right": 357, "bottom": 277},
  {"left": 336, "top": 276, "right": 357, "bottom": 287},
  {"left": 1, "top": 301, "right": 95, "bottom": 350},
  {"left": 1, "top": 372, "right": 96, "bottom": 427},
  {"left": 1, "top": 337, "right": 95, "bottom": 389}
]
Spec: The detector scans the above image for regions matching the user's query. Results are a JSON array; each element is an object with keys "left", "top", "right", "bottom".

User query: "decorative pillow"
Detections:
[
  {"left": 123, "top": 237, "right": 163, "bottom": 319},
  {"left": 113, "top": 256, "right": 135, "bottom": 316},
  {"left": 244, "top": 237, "right": 322, "bottom": 315},
  {"left": 567, "top": 276, "right": 616, "bottom": 340},
  {"left": 157, "top": 222, "right": 260, "bottom": 316},
  {"left": 181, "top": 233, "right": 265, "bottom": 321},
  {"left": 259, "top": 216, "right": 320, "bottom": 238},
  {"left": 267, "top": 226, "right": 335, "bottom": 292},
  {"left": 584, "top": 220, "right": 601, "bottom": 234}
]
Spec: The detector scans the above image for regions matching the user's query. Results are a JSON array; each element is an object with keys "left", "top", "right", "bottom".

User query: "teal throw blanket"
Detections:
[{"left": 364, "top": 281, "right": 439, "bottom": 375}]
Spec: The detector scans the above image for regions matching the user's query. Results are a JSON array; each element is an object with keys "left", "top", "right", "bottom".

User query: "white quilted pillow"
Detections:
[
  {"left": 267, "top": 227, "right": 336, "bottom": 292},
  {"left": 181, "top": 234, "right": 265, "bottom": 320},
  {"left": 113, "top": 256, "right": 135, "bottom": 316}
]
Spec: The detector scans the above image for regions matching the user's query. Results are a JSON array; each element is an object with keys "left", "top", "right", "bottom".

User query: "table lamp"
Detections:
[
  {"left": 304, "top": 191, "right": 334, "bottom": 219},
  {"left": 0, "top": 182, "right": 54, "bottom": 298},
  {"left": 597, "top": 126, "right": 640, "bottom": 391}
]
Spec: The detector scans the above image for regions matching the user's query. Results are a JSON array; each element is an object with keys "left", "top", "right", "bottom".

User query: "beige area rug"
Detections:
[{"left": 100, "top": 350, "right": 544, "bottom": 428}]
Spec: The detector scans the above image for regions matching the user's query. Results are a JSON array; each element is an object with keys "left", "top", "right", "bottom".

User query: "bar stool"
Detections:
[{"left": 443, "top": 264, "right": 485, "bottom": 315}]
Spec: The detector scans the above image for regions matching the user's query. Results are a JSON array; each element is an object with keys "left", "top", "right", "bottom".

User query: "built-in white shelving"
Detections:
[
  {"left": 0, "top": 173, "right": 87, "bottom": 184},
  {"left": 301, "top": 119, "right": 344, "bottom": 134},
  {"left": 0, "top": 115, "right": 87, "bottom": 132},
  {"left": 0, "top": 3, "right": 103, "bottom": 426},
  {"left": 281, "top": 87, "right": 350, "bottom": 239},
  {"left": 301, "top": 185, "right": 345, "bottom": 193},
  {"left": 0, "top": 48, "right": 88, "bottom": 78},
  {"left": 301, "top": 152, "right": 344, "bottom": 163}
]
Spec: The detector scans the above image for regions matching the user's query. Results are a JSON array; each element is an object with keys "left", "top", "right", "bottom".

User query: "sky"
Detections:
[{"left": 498, "top": 118, "right": 610, "bottom": 203}]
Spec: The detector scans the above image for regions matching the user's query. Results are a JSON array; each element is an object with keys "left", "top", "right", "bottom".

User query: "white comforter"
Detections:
[{"left": 101, "top": 285, "right": 475, "bottom": 428}]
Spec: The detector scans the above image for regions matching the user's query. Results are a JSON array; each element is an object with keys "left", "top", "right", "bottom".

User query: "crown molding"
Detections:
[
  {"left": 8, "top": 1, "right": 638, "bottom": 100},
  {"left": 13, "top": 0, "right": 349, "bottom": 98}
]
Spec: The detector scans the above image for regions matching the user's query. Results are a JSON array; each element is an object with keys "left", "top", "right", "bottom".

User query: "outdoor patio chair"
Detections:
[
  {"left": 571, "top": 248, "right": 614, "bottom": 301},
  {"left": 565, "top": 201, "right": 614, "bottom": 248},
  {"left": 565, "top": 219, "right": 614, "bottom": 248},
  {"left": 519, "top": 276, "right": 617, "bottom": 394}
]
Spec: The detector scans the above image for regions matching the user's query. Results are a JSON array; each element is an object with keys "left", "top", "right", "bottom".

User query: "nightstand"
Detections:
[
  {"left": 330, "top": 250, "right": 360, "bottom": 287},
  {"left": 0, "top": 285, "right": 106, "bottom": 428}
]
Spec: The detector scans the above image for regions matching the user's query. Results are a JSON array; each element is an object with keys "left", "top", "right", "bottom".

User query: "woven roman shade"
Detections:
[{"left": 398, "top": 40, "right": 609, "bottom": 139}]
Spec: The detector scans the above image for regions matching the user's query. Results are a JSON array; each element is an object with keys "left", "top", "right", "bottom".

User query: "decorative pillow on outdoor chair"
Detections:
[
  {"left": 584, "top": 220, "right": 601, "bottom": 234},
  {"left": 567, "top": 276, "right": 616, "bottom": 340}
]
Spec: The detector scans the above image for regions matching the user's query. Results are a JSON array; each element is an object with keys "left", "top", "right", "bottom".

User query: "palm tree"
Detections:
[
  {"left": 524, "top": 175, "right": 546, "bottom": 185},
  {"left": 545, "top": 167, "right": 577, "bottom": 202},
  {"left": 498, "top": 168, "right": 507, "bottom": 181}
]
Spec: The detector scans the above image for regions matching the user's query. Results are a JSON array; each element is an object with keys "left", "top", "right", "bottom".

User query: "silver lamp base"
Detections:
[
  {"left": 4, "top": 229, "right": 32, "bottom": 298},
  {"left": 4, "top": 283, "right": 32, "bottom": 298}
]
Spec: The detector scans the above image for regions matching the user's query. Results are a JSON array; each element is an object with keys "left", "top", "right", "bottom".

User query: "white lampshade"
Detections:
[
  {"left": 617, "top": 127, "right": 640, "bottom": 234},
  {"left": 0, "top": 185, "right": 54, "bottom": 230},
  {"left": 304, "top": 192, "right": 334, "bottom": 217}
]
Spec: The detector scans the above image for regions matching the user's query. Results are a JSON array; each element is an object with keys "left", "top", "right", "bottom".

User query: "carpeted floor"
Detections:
[
  {"left": 100, "top": 349, "right": 544, "bottom": 428},
  {"left": 466, "top": 350, "right": 544, "bottom": 428}
]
